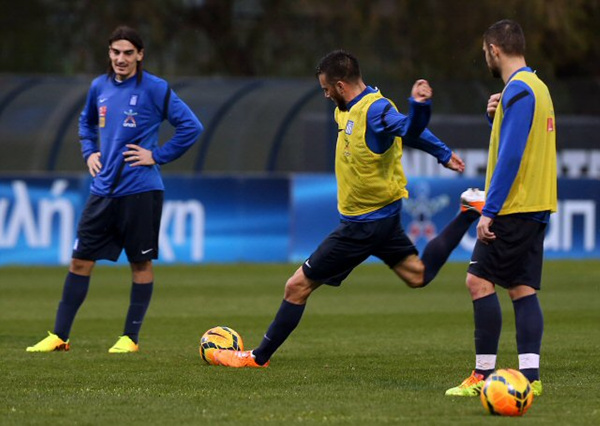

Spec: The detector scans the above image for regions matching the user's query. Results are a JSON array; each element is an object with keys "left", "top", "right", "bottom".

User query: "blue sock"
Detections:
[
  {"left": 513, "top": 294, "right": 543, "bottom": 382},
  {"left": 421, "top": 210, "right": 479, "bottom": 285},
  {"left": 253, "top": 300, "right": 306, "bottom": 365},
  {"left": 474, "top": 293, "right": 502, "bottom": 376},
  {"left": 123, "top": 282, "right": 153, "bottom": 344},
  {"left": 53, "top": 272, "right": 90, "bottom": 341}
]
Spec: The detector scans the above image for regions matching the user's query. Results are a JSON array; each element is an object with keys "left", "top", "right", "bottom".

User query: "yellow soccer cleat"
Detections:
[
  {"left": 445, "top": 370, "right": 485, "bottom": 396},
  {"left": 530, "top": 380, "right": 543, "bottom": 396},
  {"left": 26, "top": 331, "right": 70, "bottom": 352},
  {"left": 460, "top": 188, "right": 485, "bottom": 214},
  {"left": 212, "top": 350, "right": 270, "bottom": 368},
  {"left": 108, "top": 335, "right": 139, "bottom": 354}
]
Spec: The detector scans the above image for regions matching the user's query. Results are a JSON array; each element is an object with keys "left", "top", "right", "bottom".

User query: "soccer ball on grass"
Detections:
[
  {"left": 480, "top": 368, "right": 533, "bottom": 416},
  {"left": 199, "top": 326, "right": 244, "bottom": 365}
]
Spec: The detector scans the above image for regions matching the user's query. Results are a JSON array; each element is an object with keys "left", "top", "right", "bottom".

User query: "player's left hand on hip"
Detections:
[{"left": 124, "top": 144, "right": 156, "bottom": 167}]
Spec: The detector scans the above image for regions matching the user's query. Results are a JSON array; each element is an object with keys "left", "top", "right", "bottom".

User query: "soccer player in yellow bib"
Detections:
[
  {"left": 445, "top": 20, "right": 556, "bottom": 397},
  {"left": 213, "top": 50, "right": 483, "bottom": 368}
]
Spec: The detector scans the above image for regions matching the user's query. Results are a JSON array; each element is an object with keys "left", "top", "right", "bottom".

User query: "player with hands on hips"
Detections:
[{"left": 26, "top": 25, "right": 203, "bottom": 354}]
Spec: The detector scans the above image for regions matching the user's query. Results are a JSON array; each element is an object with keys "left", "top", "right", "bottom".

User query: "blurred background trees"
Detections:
[{"left": 1, "top": 0, "right": 598, "bottom": 82}]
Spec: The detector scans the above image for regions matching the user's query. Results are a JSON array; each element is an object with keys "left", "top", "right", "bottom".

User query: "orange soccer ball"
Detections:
[
  {"left": 480, "top": 369, "right": 534, "bottom": 416},
  {"left": 199, "top": 326, "right": 244, "bottom": 365}
]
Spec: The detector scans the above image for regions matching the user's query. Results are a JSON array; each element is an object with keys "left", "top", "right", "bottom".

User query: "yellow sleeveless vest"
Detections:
[
  {"left": 335, "top": 91, "right": 408, "bottom": 216},
  {"left": 486, "top": 71, "right": 557, "bottom": 214}
]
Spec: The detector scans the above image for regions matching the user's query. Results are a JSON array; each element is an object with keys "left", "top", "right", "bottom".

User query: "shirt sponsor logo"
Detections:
[
  {"left": 123, "top": 109, "right": 138, "bottom": 128},
  {"left": 99, "top": 106, "right": 107, "bottom": 128},
  {"left": 345, "top": 120, "right": 354, "bottom": 135}
]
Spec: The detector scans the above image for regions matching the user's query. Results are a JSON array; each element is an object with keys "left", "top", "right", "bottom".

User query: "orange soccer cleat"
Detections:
[
  {"left": 212, "top": 350, "right": 270, "bottom": 368},
  {"left": 445, "top": 370, "right": 486, "bottom": 396},
  {"left": 460, "top": 188, "right": 485, "bottom": 214}
]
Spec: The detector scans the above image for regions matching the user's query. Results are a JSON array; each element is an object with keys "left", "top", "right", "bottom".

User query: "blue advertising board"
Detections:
[
  {"left": 290, "top": 176, "right": 600, "bottom": 261},
  {"left": 0, "top": 175, "right": 289, "bottom": 265},
  {"left": 0, "top": 175, "right": 598, "bottom": 265}
]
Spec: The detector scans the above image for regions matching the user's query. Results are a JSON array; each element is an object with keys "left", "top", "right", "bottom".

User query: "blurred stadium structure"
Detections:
[
  {"left": 0, "top": 75, "right": 598, "bottom": 176},
  {"left": 1, "top": 1, "right": 599, "bottom": 265}
]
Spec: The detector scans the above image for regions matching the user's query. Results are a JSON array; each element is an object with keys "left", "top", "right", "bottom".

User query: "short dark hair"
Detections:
[
  {"left": 483, "top": 19, "right": 526, "bottom": 56},
  {"left": 315, "top": 50, "right": 361, "bottom": 84},
  {"left": 107, "top": 26, "right": 144, "bottom": 83}
]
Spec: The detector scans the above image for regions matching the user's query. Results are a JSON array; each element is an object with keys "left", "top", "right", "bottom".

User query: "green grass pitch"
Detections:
[{"left": 1, "top": 261, "right": 599, "bottom": 425}]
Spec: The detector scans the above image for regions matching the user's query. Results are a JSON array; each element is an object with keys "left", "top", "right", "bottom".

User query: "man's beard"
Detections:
[
  {"left": 489, "top": 65, "right": 501, "bottom": 79},
  {"left": 333, "top": 96, "right": 348, "bottom": 111}
]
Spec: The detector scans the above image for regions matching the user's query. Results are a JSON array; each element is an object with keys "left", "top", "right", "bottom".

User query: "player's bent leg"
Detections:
[
  {"left": 215, "top": 268, "right": 318, "bottom": 368},
  {"left": 392, "top": 254, "right": 425, "bottom": 288},
  {"left": 284, "top": 266, "right": 322, "bottom": 304}
]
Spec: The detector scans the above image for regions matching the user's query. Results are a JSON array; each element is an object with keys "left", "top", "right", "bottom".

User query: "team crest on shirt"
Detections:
[
  {"left": 123, "top": 109, "right": 138, "bottom": 128},
  {"left": 345, "top": 120, "right": 354, "bottom": 135}
]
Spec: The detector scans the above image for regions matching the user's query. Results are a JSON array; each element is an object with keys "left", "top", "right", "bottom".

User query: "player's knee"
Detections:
[
  {"left": 405, "top": 275, "right": 425, "bottom": 289},
  {"left": 69, "top": 258, "right": 94, "bottom": 276},
  {"left": 284, "top": 273, "right": 313, "bottom": 304},
  {"left": 394, "top": 259, "right": 425, "bottom": 288},
  {"left": 466, "top": 273, "right": 493, "bottom": 299}
]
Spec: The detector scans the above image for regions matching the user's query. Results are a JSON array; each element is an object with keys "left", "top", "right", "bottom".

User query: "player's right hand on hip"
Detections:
[{"left": 87, "top": 152, "right": 102, "bottom": 177}]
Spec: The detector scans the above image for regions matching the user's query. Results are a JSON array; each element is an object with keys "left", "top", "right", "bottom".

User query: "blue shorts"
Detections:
[
  {"left": 72, "top": 190, "right": 163, "bottom": 263},
  {"left": 468, "top": 214, "right": 546, "bottom": 289},
  {"left": 302, "top": 214, "right": 418, "bottom": 286}
]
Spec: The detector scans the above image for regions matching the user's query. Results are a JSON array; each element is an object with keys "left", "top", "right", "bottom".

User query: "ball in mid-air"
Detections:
[{"left": 199, "top": 326, "right": 244, "bottom": 365}]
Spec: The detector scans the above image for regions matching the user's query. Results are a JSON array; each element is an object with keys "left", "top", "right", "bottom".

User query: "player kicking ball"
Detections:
[{"left": 212, "top": 50, "right": 484, "bottom": 368}]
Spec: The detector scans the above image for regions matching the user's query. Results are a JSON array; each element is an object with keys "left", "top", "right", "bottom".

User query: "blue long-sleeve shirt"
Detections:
[
  {"left": 482, "top": 67, "right": 549, "bottom": 223},
  {"left": 79, "top": 71, "right": 203, "bottom": 197}
]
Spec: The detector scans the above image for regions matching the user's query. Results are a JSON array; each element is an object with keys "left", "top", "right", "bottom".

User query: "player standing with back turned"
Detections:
[
  {"left": 26, "top": 26, "right": 203, "bottom": 354},
  {"left": 445, "top": 19, "right": 556, "bottom": 397}
]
